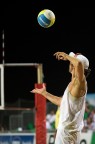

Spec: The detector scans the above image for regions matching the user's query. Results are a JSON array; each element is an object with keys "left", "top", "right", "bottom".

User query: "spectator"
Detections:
[{"left": 46, "top": 110, "right": 55, "bottom": 130}]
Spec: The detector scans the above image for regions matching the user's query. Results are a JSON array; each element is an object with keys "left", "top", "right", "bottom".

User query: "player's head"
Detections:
[{"left": 69, "top": 52, "right": 91, "bottom": 78}]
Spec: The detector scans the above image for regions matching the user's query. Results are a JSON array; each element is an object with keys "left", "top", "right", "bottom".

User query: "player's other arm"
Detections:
[
  {"left": 31, "top": 84, "right": 62, "bottom": 106},
  {"left": 42, "top": 91, "right": 62, "bottom": 106}
]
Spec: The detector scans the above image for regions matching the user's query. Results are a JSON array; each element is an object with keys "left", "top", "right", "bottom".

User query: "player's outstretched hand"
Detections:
[{"left": 30, "top": 83, "right": 46, "bottom": 95}]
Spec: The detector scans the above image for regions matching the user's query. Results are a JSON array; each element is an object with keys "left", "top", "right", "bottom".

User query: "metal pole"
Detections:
[
  {"left": 0, "top": 65, "right": 4, "bottom": 109},
  {"left": 4, "top": 63, "right": 39, "bottom": 67},
  {"left": 2, "top": 30, "right": 5, "bottom": 65},
  {"left": 37, "top": 64, "right": 44, "bottom": 84},
  {"left": 1, "top": 30, "right": 5, "bottom": 109}
]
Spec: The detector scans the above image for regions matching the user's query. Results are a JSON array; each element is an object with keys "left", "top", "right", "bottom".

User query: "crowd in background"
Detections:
[
  {"left": 46, "top": 101, "right": 95, "bottom": 132},
  {"left": 0, "top": 101, "right": 95, "bottom": 132},
  {"left": 82, "top": 101, "right": 95, "bottom": 131}
]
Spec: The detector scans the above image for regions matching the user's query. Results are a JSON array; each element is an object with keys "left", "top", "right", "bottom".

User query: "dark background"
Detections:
[{"left": 0, "top": 1, "right": 95, "bottom": 107}]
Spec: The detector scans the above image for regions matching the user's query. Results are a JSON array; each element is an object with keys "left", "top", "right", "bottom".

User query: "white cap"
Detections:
[{"left": 69, "top": 52, "right": 89, "bottom": 69}]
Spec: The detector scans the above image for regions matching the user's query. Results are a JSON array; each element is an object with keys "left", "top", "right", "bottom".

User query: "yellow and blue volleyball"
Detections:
[{"left": 37, "top": 9, "right": 55, "bottom": 28}]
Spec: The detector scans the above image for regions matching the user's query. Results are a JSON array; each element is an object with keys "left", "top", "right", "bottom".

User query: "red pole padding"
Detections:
[{"left": 35, "top": 83, "right": 46, "bottom": 144}]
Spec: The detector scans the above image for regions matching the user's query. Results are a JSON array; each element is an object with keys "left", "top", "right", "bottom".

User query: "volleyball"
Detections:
[{"left": 37, "top": 9, "right": 55, "bottom": 28}]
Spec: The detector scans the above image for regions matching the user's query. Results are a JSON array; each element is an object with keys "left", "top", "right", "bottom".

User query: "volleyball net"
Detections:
[{"left": 0, "top": 63, "right": 47, "bottom": 144}]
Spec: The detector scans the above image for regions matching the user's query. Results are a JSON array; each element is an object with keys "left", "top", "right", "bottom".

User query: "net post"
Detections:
[
  {"left": 35, "top": 64, "right": 46, "bottom": 144},
  {"left": 35, "top": 83, "right": 46, "bottom": 144}
]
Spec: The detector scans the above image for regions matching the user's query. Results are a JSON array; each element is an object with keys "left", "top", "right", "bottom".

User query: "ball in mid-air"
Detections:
[{"left": 37, "top": 9, "right": 55, "bottom": 28}]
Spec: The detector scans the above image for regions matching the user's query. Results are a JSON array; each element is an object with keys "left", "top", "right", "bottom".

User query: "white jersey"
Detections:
[{"left": 55, "top": 85, "right": 87, "bottom": 144}]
